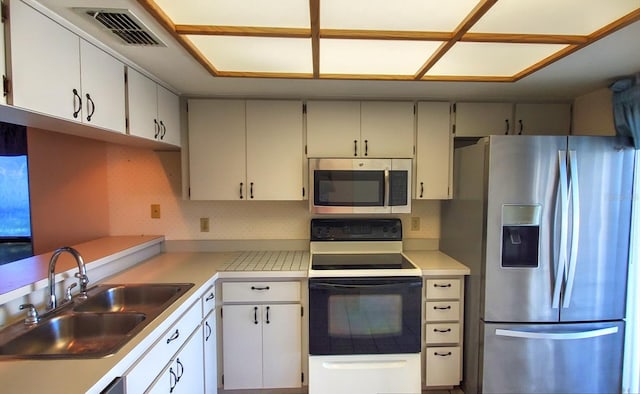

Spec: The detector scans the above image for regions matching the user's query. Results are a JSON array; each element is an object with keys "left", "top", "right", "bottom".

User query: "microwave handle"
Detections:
[{"left": 384, "top": 169, "right": 390, "bottom": 207}]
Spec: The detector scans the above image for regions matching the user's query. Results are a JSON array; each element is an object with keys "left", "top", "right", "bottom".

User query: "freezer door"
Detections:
[
  {"left": 481, "top": 321, "right": 625, "bottom": 394},
  {"left": 484, "top": 135, "right": 566, "bottom": 322},
  {"left": 560, "top": 136, "right": 634, "bottom": 321}
]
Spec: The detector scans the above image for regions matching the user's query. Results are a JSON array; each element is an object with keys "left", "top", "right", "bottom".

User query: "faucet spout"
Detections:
[{"left": 48, "top": 246, "right": 89, "bottom": 310}]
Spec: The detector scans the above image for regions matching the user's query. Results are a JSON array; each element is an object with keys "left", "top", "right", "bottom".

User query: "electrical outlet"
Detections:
[
  {"left": 150, "top": 204, "right": 161, "bottom": 219},
  {"left": 200, "top": 217, "right": 210, "bottom": 232},
  {"left": 410, "top": 217, "right": 421, "bottom": 231}
]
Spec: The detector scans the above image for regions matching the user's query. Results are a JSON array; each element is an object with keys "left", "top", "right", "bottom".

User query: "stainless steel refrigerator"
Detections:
[{"left": 441, "top": 135, "right": 635, "bottom": 394}]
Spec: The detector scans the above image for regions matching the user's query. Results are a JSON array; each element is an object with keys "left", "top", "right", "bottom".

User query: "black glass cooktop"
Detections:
[{"left": 311, "top": 253, "right": 415, "bottom": 270}]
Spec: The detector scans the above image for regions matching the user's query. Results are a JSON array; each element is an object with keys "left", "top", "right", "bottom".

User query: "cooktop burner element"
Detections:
[
  {"left": 309, "top": 218, "right": 421, "bottom": 277},
  {"left": 311, "top": 253, "right": 415, "bottom": 270}
]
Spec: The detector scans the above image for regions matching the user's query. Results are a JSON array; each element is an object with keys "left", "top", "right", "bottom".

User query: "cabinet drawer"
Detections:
[
  {"left": 202, "top": 285, "right": 215, "bottom": 317},
  {"left": 425, "top": 278, "right": 460, "bottom": 299},
  {"left": 425, "top": 301, "right": 460, "bottom": 321},
  {"left": 425, "top": 323, "right": 460, "bottom": 344},
  {"left": 126, "top": 300, "right": 201, "bottom": 393},
  {"left": 223, "top": 281, "right": 300, "bottom": 303},
  {"left": 425, "top": 346, "right": 461, "bottom": 387}
]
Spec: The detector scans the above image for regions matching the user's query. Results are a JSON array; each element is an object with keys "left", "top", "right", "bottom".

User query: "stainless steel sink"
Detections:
[
  {"left": 74, "top": 283, "right": 194, "bottom": 313},
  {"left": 0, "top": 313, "right": 145, "bottom": 358},
  {"left": 0, "top": 283, "right": 194, "bottom": 359}
]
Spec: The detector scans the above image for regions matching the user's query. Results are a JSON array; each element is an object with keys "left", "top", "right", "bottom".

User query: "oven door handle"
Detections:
[{"left": 309, "top": 281, "right": 422, "bottom": 290}]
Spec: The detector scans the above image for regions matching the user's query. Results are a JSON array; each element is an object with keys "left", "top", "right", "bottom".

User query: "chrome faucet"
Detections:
[{"left": 48, "top": 246, "right": 89, "bottom": 309}]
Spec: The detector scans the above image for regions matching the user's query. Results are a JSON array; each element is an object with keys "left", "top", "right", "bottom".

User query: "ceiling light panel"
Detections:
[
  {"left": 188, "top": 36, "right": 312, "bottom": 73},
  {"left": 469, "top": 0, "right": 640, "bottom": 35},
  {"left": 320, "top": 39, "right": 442, "bottom": 75},
  {"left": 153, "top": 0, "right": 310, "bottom": 27},
  {"left": 320, "top": 0, "right": 481, "bottom": 31},
  {"left": 425, "top": 42, "right": 568, "bottom": 77}
]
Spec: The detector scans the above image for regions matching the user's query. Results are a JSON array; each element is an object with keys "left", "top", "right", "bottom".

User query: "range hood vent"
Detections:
[{"left": 74, "top": 8, "right": 165, "bottom": 47}]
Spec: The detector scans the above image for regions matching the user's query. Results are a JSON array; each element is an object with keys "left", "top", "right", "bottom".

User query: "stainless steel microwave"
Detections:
[{"left": 309, "top": 158, "right": 412, "bottom": 214}]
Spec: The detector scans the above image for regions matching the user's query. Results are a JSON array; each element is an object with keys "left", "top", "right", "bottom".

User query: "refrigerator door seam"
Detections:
[{"left": 553, "top": 150, "right": 569, "bottom": 309}]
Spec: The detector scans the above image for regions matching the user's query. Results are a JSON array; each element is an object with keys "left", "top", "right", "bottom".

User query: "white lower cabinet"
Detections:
[
  {"left": 424, "top": 277, "right": 464, "bottom": 388},
  {"left": 425, "top": 346, "right": 461, "bottom": 387},
  {"left": 147, "top": 328, "right": 204, "bottom": 394},
  {"left": 221, "top": 282, "right": 302, "bottom": 390},
  {"left": 125, "top": 300, "right": 203, "bottom": 393}
]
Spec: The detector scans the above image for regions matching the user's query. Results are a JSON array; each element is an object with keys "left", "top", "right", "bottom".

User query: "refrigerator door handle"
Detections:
[
  {"left": 563, "top": 150, "right": 580, "bottom": 308},
  {"left": 552, "top": 150, "right": 569, "bottom": 309},
  {"left": 495, "top": 326, "right": 618, "bottom": 340}
]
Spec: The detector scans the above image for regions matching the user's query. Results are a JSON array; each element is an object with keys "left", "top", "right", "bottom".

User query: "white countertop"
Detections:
[{"left": 0, "top": 237, "right": 468, "bottom": 393}]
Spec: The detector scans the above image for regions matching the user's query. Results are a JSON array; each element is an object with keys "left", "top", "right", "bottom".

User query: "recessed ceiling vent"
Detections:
[{"left": 74, "top": 8, "right": 165, "bottom": 47}]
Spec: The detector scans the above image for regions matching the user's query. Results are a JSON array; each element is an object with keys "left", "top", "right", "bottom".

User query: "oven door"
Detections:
[{"left": 308, "top": 276, "right": 422, "bottom": 355}]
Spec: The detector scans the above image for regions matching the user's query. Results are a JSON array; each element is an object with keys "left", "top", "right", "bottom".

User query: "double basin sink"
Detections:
[{"left": 0, "top": 283, "right": 194, "bottom": 359}]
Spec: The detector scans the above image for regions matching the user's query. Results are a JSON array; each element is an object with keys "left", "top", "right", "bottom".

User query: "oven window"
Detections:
[
  {"left": 328, "top": 294, "right": 402, "bottom": 337},
  {"left": 315, "top": 170, "right": 384, "bottom": 206},
  {"left": 309, "top": 277, "right": 422, "bottom": 355}
]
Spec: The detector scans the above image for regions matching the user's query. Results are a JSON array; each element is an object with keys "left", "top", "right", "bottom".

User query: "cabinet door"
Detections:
[
  {"left": 203, "top": 310, "right": 218, "bottom": 394},
  {"left": 147, "top": 328, "right": 205, "bottom": 394},
  {"left": 306, "top": 101, "right": 361, "bottom": 157},
  {"left": 9, "top": 0, "right": 80, "bottom": 121},
  {"left": 454, "top": 102, "right": 513, "bottom": 137},
  {"left": 425, "top": 346, "right": 461, "bottom": 387},
  {"left": 262, "top": 304, "right": 302, "bottom": 389},
  {"left": 157, "top": 84, "right": 181, "bottom": 146},
  {"left": 514, "top": 103, "right": 571, "bottom": 135},
  {"left": 222, "top": 305, "right": 263, "bottom": 389},
  {"left": 361, "top": 101, "right": 415, "bottom": 158},
  {"left": 246, "top": 100, "right": 303, "bottom": 200},
  {"left": 79, "top": 40, "right": 125, "bottom": 133},
  {"left": 127, "top": 67, "right": 158, "bottom": 141},
  {"left": 188, "top": 99, "right": 246, "bottom": 200},
  {"left": 416, "top": 102, "right": 452, "bottom": 199}
]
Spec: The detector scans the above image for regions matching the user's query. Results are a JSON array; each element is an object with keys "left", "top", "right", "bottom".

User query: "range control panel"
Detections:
[{"left": 310, "top": 218, "right": 402, "bottom": 241}]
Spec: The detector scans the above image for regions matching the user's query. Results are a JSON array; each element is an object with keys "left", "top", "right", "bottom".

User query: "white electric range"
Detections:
[{"left": 307, "top": 218, "right": 422, "bottom": 394}]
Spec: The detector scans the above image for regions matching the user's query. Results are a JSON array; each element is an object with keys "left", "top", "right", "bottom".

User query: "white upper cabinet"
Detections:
[
  {"left": 454, "top": 102, "right": 513, "bottom": 137},
  {"left": 188, "top": 99, "right": 304, "bottom": 201},
  {"left": 127, "top": 67, "right": 181, "bottom": 147},
  {"left": 189, "top": 99, "right": 246, "bottom": 201},
  {"left": 246, "top": 100, "right": 304, "bottom": 200},
  {"left": 7, "top": 0, "right": 125, "bottom": 133},
  {"left": 514, "top": 103, "right": 571, "bottom": 135},
  {"left": 79, "top": 41, "right": 126, "bottom": 133},
  {"left": 306, "top": 101, "right": 415, "bottom": 157},
  {"left": 361, "top": 101, "right": 415, "bottom": 158},
  {"left": 415, "top": 102, "right": 453, "bottom": 200},
  {"left": 306, "top": 101, "right": 361, "bottom": 157}
]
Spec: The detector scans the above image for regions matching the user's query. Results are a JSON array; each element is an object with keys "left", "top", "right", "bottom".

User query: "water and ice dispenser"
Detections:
[{"left": 501, "top": 205, "right": 541, "bottom": 268}]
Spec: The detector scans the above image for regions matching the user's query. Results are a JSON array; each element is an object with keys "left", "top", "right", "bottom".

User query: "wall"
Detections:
[
  {"left": 27, "top": 128, "right": 110, "bottom": 254},
  {"left": 572, "top": 88, "right": 616, "bottom": 136},
  {"left": 106, "top": 144, "right": 441, "bottom": 243}
]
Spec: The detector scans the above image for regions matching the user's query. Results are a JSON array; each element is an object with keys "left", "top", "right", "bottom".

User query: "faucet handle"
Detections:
[
  {"left": 19, "top": 304, "right": 39, "bottom": 326},
  {"left": 65, "top": 282, "right": 78, "bottom": 302}
]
